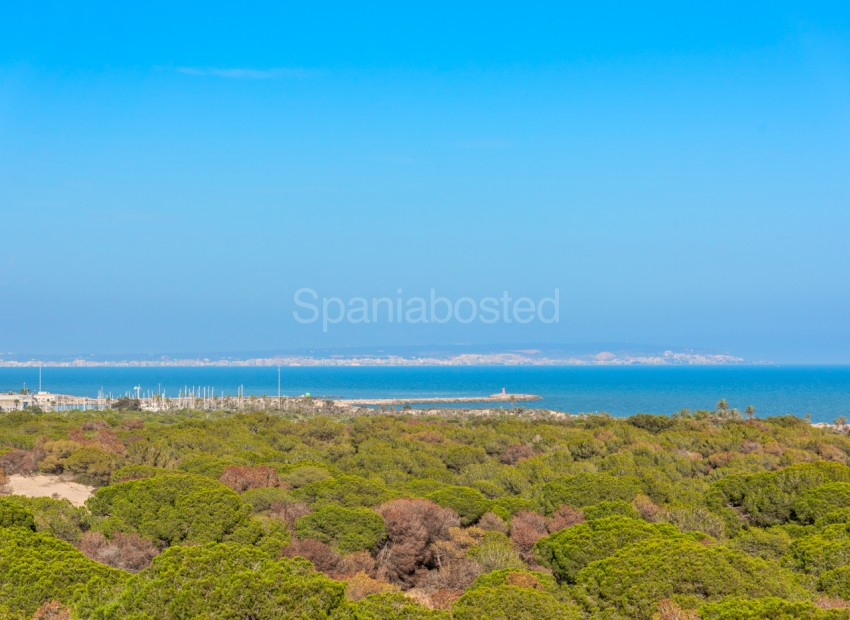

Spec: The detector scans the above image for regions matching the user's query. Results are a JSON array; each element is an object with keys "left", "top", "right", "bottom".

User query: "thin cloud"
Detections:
[{"left": 175, "top": 67, "right": 315, "bottom": 79}]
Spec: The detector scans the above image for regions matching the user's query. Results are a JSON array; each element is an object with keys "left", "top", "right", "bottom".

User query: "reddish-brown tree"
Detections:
[
  {"left": 375, "top": 498, "right": 459, "bottom": 586},
  {"left": 281, "top": 538, "right": 343, "bottom": 575},
  {"left": 77, "top": 531, "right": 159, "bottom": 572},
  {"left": 219, "top": 465, "right": 280, "bottom": 492},
  {"left": 499, "top": 443, "right": 534, "bottom": 465},
  {"left": 30, "top": 601, "right": 72, "bottom": 620},
  {"left": 547, "top": 504, "right": 585, "bottom": 532},
  {"left": 270, "top": 500, "right": 312, "bottom": 531},
  {"left": 337, "top": 551, "right": 377, "bottom": 578},
  {"left": 509, "top": 511, "right": 548, "bottom": 560},
  {"left": 477, "top": 512, "right": 508, "bottom": 533},
  {"left": 344, "top": 572, "right": 397, "bottom": 601},
  {"left": 0, "top": 448, "right": 42, "bottom": 475}
]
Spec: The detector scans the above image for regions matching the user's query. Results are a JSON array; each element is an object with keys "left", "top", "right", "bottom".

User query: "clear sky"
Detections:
[{"left": 1, "top": 2, "right": 849, "bottom": 362}]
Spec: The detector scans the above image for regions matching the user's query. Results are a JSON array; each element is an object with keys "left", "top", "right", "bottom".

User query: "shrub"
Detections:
[
  {"left": 509, "top": 511, "right": 548, "bottom": 559},
  {"left": 477, "top": 511, "right": 508, "bottom": 533},
  {"left": 663, "top": 505, "right": 727, "bottom": 538},
  {"left": 788, "top": 528, "right": 850, "bottom": 576},
  {"left": 293, "top": 475, "right": 396, "bottom": 508},
  {"left": 219, "top": 464, "right": 280, "bottom": 492},
  {"left": 729, "top": 527, "right": 792, "bottom": 560},
  {"left": 489, "top": 496, "right": 535, "bottom": 521},
  {"left": 241, "top": 487, "right": 296, "bottom": 513},
  {"left": 535, "top": 516, "right": 681, "bottom": 583},
  {"left": 278, "top": 465, "right": 332, "bottom": 489},
  {"left": 0, "top": 496, "right": 89, "bottom": 543},
  {"left": 64, "top": 447, "right": 119, "bottom": 486},
  {"left": 110, "top": 465, "right": 167, "bottom": 483},
  {"left": 819, "top": 566, "right": 850, "bottom": 600},
  {"left": 469, "top": 568, "right": 560, "bottom": 593},
  {"left": 31, "top": 600, "right": 73, "bottom": 620},
  {"left": 86, "top": 474, "right": 251, "bottom": 546},
  {"left": 282, "top": 538, "right": 344, "bottom": 575},
  {"left": 77, "top": 531, "right": 159, "bottom": 572},
  {"left": 0, "top": 497, "right": 36, "bottom": 530},
  {"left": 467, "top": 532, "right": 523, "bottom": 573},
  {"left": 699, "top": 596, "right": 846, "bottom": 619},
  {"left": 0, "top": 526, "right": 126, "bottom": 618},
  {"left": 427, "top": 486, "right": 490, "bottom": 526},
  {"left": 540, "top": 473, "right": 642, "bottom": 514},
  {"left": 546, "top": 504, "right": 585, "bottom": 531},
  {"left": 576, "top": 538, "right": 809, "bottom": 619},
  {"left": 627, "top": 414, "right": 676, "bottom": 434},
  {"left": 712, "top": 462, "right": 850, "bottom": 527},
  {"left": 376, "top": 498, "right": 459, "bottom": 585},
  {"left": 583, "top": 499, "right": 640, "bottom": 521},
  {"left": 351, "top": 592, "right": 449, "bottom": 619},
  {"left": 439, "top": 444, "right": 488, "bottom": 472},
  {"left": 86, "top": 542, "right": 347, "bottom": 618},
  {"left": 452, "top": 585, "right": 582, "bottom": 620},
  {"left": 295, "top": 505, "right": 386, "bottom": 553},
  {"left": 795, "top": 483, "right": 850, "bottom": 524}
]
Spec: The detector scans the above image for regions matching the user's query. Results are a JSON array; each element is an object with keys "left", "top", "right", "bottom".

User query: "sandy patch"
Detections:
[{"left": 4, "top": 474, "right": 94, "bottom": 507}]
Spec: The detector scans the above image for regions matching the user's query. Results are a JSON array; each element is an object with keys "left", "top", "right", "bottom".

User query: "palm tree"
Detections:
[
  {"left": 714, "top": 399, "right": 730, "bottom": 420},
  {"left": 745, "top": 405, "right": 756, "bottom": 420}
]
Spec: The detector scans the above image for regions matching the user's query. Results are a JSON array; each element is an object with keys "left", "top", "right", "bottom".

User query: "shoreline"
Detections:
[{"left": 335, "top": 393, "right": 542, "bottom": 406}]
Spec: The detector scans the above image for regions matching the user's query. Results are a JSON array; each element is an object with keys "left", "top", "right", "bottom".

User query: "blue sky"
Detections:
[{"left": 1, "top": 2, "right": 849, "bottom": 361}]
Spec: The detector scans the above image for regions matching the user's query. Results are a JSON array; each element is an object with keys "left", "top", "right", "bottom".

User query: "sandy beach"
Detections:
[{"left": 4, "top": 474, "right": 94, "bottom": 507}]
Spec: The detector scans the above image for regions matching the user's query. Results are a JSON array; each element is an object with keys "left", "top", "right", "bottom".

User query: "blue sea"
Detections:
[{"left": 2, "top": 365, "right": 850, "bottom": 423}]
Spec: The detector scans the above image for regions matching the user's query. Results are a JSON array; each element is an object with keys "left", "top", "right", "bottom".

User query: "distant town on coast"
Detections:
[{"left": 0, "top": 345, "right": 746, "bottom": 367}]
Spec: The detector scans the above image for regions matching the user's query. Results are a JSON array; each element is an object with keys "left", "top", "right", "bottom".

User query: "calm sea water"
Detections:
[{"left": 2, "top": 365, "right": 850, "bottom": 422}]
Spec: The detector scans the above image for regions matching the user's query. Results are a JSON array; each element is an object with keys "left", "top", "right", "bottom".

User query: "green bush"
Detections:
[
  {"left": 794, "top": 483, "right": 850, "bottom": 524},
  {"left": 535, "top": 516, "right": 681, "bottom": 583},
  {"left": 818, "top": 565, "right": 850, "bottom": 599},
  {"left": 700, "top": 596, "right": 849, "bottom": 619},
  {"left": 0, "top": 496, "right": 89, "bottom": 543},
  {"left": 0, "top": 498, "right": 36, "bottom": 530},
  {"left": 110, "top": 464, "right": 168, "bottom": 483},
  {"left": 427, "top": 486, "right": 490, "bottom": 525},
  {"left": 627, "top": 414, "right": 676, "bottom": 434},
  {"left": 452, "top": 585, "right": 582, "bottom": 620},
  {"left": 711, "top": 462, "right": 850, "bottom": 527},
  {"left": 86, "top": 473, "right": 251, "bottom": 546},
  {"left": 176, "top": 454, "right": 242, "bottom": 479},
  {"left": 814, "top": 508, "right": 850, "bottom": 528},
  {"left": 295, "top": 505, "right": 386, "bottom": 553},
  {"left": 729, "top": 527, "right": 792, "bottom": 560},
  {"left": 85, "top": 542, "right": 347, "bottom": 619},
  {"left": 467, "top": 532, "right": 524, "bottom": 572},
  {"left": 292, "top": 475, "right": 396, "bottom": 508},
  {"left": 242, "top": 487, "right": 296, "bottom": 513},
  {"left": 349, "top": 592, "right": 449, "bottom": 619},
  {"left": 402, "top": 478, "right": 451, "bottom": 497},
  {"left": 468, "top": 568, "right": 560, "bottom": 593},
  {"left": 582, "top": 500, "right": 640, "bottom": 521},
  {"left": 540, "top": 473, "right": 642, "bottom": 514},
  {"left": 576, "top": 538, "right": 809, "bottom": 619},
  {"left": 787, "top": 527, "right": 850, "bottom": 575},
  {"left": 489, "top": 496, "right": 535, "bottom": 521},
  {"left": 0, "top": 526, "right": 126, "bottom": 618},
  {"left": 278, "top": 464, "right": 333, "bottom": 488},
  {"left": 64, "top": 446, "right": 119, "bottom": 486}
]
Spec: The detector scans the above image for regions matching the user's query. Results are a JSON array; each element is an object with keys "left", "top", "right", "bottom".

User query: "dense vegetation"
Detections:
[{"left": 3, "top": 405, "right": 850, "bottom": 618}]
